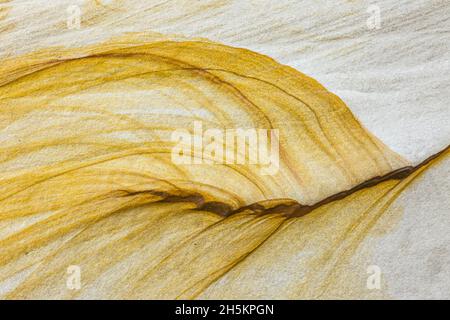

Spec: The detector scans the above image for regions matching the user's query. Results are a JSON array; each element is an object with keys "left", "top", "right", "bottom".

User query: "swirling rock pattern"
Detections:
[{"left": 0, "top": 37, "right": 448, "bottom": 299}]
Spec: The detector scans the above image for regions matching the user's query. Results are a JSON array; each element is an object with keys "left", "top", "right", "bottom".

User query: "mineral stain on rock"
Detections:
[{"left": 0, "top": 36, "right": 447, "bottom": 299}]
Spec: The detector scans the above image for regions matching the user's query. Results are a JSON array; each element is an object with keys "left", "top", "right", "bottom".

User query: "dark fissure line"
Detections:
[
  {"left": 145, "top": 144, "right": 449, "bottom": 218},
  {"left": 247, "top": 144, "right": 449, "bottom": 218}
]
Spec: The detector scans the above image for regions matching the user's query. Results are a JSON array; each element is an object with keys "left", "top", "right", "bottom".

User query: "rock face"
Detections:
[{"left": 0, "top": 1, "right": 448, "bottom": 299}]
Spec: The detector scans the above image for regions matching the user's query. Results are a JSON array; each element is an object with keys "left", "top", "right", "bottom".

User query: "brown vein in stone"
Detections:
[{"left": 149, "top": 144, "right": 449, "bottom": 218}]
